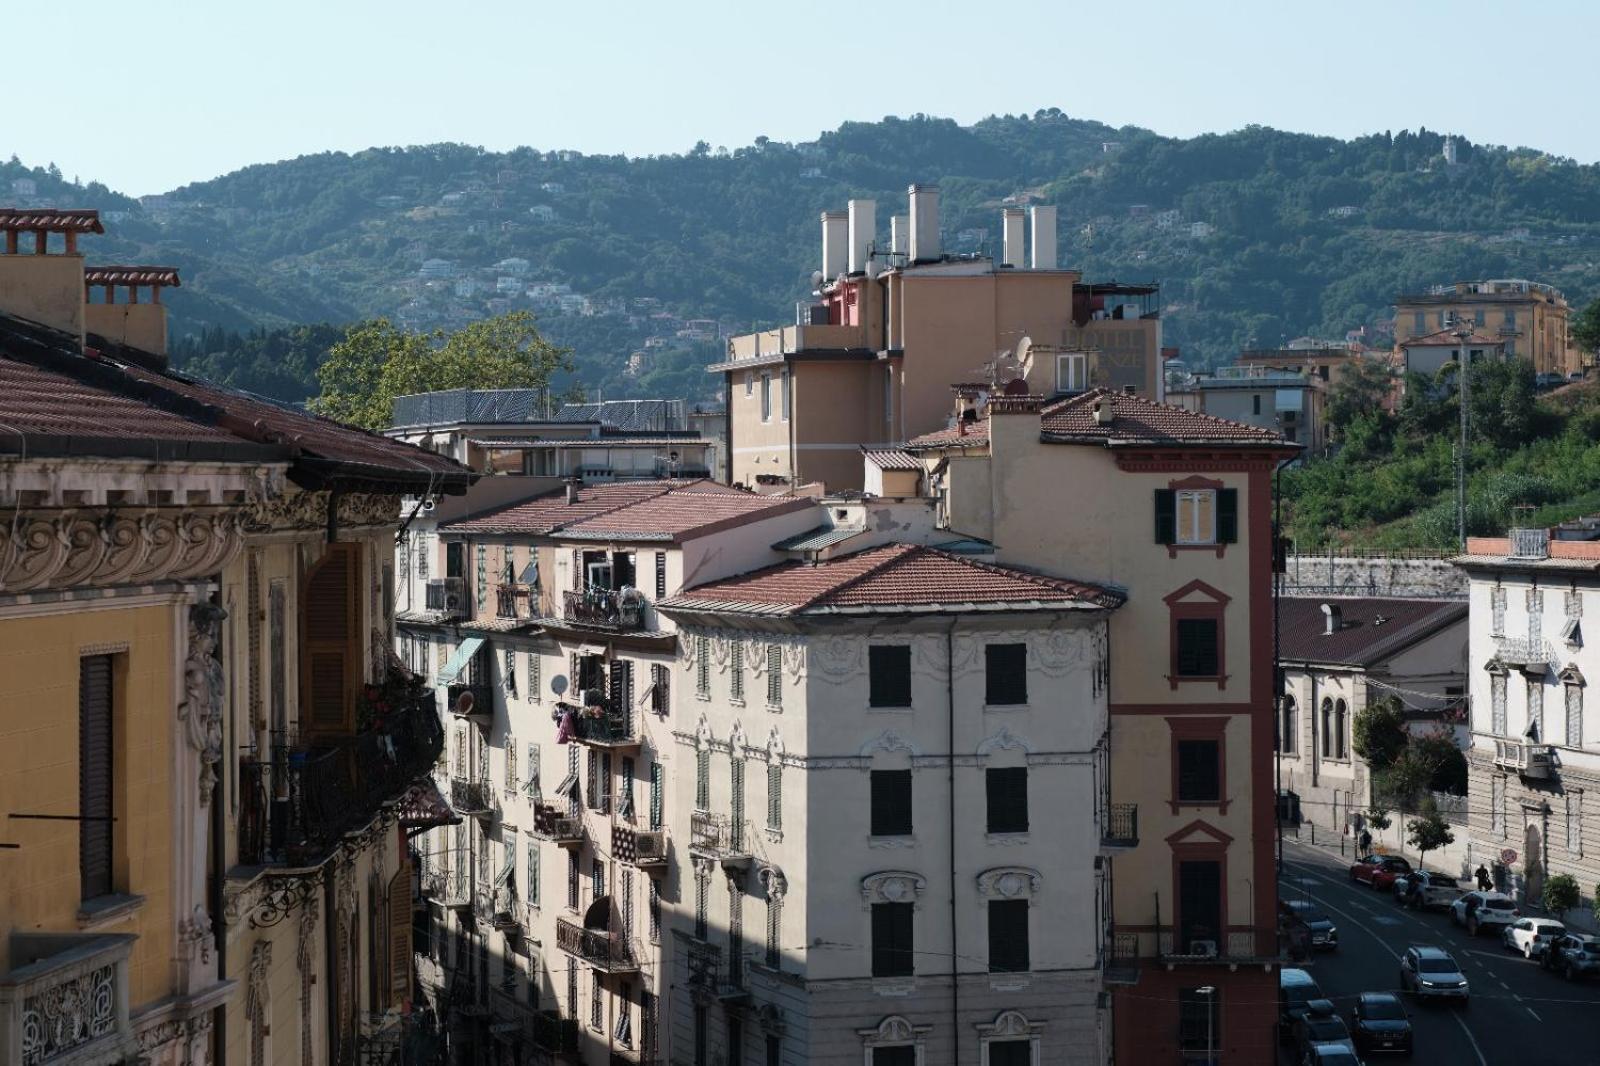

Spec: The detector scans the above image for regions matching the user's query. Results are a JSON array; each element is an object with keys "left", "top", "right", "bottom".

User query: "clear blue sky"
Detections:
[{"left": 18, "top": 0, "right": 1600, "bottom": 195}]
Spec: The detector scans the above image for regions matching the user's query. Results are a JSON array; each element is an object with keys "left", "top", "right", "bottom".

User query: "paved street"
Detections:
[{"left": 1278, "top": 838, "right": 1600, "bottom": 1066}]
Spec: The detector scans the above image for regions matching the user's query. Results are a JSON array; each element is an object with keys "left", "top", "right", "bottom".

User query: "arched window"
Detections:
[
  {"left": 1281, "top": 694, "right": 1297, "bottom": 755},
  {"left": 1335, "top": 699, "right": 1348, "bottom": 760},
  {"left": 1320, "top": 697, "right": 1333, "bottom": 758}
]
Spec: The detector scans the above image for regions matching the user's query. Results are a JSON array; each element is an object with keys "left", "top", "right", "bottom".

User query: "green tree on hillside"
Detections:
[
  {"left": 1574, "top": 299, "right": 1600, "bottom": 357},
  {"left": 312, "top": 311, "right": 572, "bottom": 430},
  {"left": 1325, "top": 356, "right": 1396, "bottom": 439}
]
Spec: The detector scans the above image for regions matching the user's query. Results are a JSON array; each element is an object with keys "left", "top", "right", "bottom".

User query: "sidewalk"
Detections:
[{"left": 1280, "top": 816, "right": 1598, "bottom": 935}]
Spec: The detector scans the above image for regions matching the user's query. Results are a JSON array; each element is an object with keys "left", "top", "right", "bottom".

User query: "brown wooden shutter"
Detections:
[
  {"left": 572, "top": 548, "right": 583, "bottom": 591},
  {"left": 388, "top": 862, "right": 411, "bottom": 1006},
  {"left": 79, "top": 654, "right": 114, "bottom": 900},
  {"left": 304, "top": 544, "right": 359, "bottom": 734},
  {"left": 247, "top": 551, "right": 262, "bottom": 728}
]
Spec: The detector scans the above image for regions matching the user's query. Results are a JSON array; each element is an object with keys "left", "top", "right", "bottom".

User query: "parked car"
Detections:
[
  {"left": 1304, "top": 1048, "right": 1366, "bottom": 1066},
  {"left": 1292, "top": 999, "right": 1356, "bottom": 1062},
  {"left": 1395, "top": 869, "right": 1462, "bottom": 910},
  {"left": 1399, "top": 945, "right": 1470, "bottom": 1002},
  {"left": 1536, "top": 371, "right": 1566, "bottom": 390},
  {"left": 1542, "top": 933, "right": 1600, "bottom": 981},
  {"left": 1449, "top": 891, "right": 1520, "bottom": 935},
  {"left": 1281, "top": 899, "right": 1339, "bottom": 950},
  {"left": 1350, "top": 991, "right": 1413, "bottom": 1055},
  {"left": 1280, "top": 968, "right": 1326, "bottom": 1042},
  {"left": 1350, "top": 854, "right": 1411, "bottom": 890},
  {"left": 1502, "top": 917, "right": 1565, "bottom": 959}
]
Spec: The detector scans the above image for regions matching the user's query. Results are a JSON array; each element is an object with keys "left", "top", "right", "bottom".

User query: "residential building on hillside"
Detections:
[
  {"left": 399, "top": 481, "right": 818, "bottom": 1064},
  {"left": 1167, "top": 365, "right": 1329, "bottom": 455},
  {"left": 0, "top": 209, "right": 474, "bottom": 1066},
  {"left": 1454, "top": 522, "right": 1600, "bottom": 905},
  {"left": 656, "top": 545, "right": 1126, "bottom": 1065},
  {"left": 1394, "top": 279, "right": 1578, "bottom": 376},
  {"left": 710, "top": 185, "right": 1163, "bottom": 493},
  {"left": 1275, "top": 597, "right": 1469, "bottom": 837},
  {"left": 1398, "top": 327, "right": 1507, "bottom": 378},
  {"left": 906, "top": 386, "right": 1297, "bottom": 1063},
  {"left": 1235, "top": 344, "right": 1362, "bottom": 389}
]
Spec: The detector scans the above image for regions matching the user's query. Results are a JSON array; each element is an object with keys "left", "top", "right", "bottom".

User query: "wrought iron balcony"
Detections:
[
  {"left": 426, "top": 576, "right": 469, "bottom": 619},
  {"left": 1154, "top": 925, "right": 1280, "bottom": 964},
  {"left": 1100, "top": 803, "right": 1138, "bottom": 850},
  {"left": 449, "top": 778, "right": 496, "bottom": 819},
  {"left": 614, "top": 826, "right": 669, "bottom": 872},
  {"left": 689, "top": 812, "right": 751, "bottom": 871},
  {"left": 496, "top": 583, "right": 532, "bottom": 620},
  {"left": 533, "top": 804, "right": 585, "bottom": 847},
  {"left": 556, "top": 917, "right": 640, "bottom": 974},
  {"left": 1102, "top": 930, "right": 1140, "bottom": 985},
  {"left": 555, "top": 701, "right": 637, "bottom": 750},
  {"left": 1493, "top": 738, "right": 1554, "bottom": 778},
  {"left": 0, "top": 932, "right": 138, "bottom": 1066},
  {"left": 533, "top": 1011, "right": 579, "bottom": 1054},
  {"left": 563, "top": 587, "right": 645, "bottom": 630},
  {"left": 1510, "top": 527, "right": 1550, "bottom": 560},
  {"left": 236, "top": 671, "right": 443, "bottom": 868}
]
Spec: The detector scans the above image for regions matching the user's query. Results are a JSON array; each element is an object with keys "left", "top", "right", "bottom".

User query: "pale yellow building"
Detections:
[{"left": 1394, "top": 279, "right": 1579, "bottom": 376}]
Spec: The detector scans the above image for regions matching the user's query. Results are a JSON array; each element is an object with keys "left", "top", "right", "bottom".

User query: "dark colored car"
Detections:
[
  {"left": 1350, "top": 991, "right": 1412, "bottom": 1054},
  {"left": 1279, "top": 968, "right": 1325, "bottom": 1042},
  {"left": 1350, "top": 854, "right": 1412, "bottom": 890},
  {"left": 1292, "top": 1000, "right": 1355, "bottom": 1062},
  {"left": 1282, "top": 899, "right": 1339, "bottom": 950},
  {"left": 1305, "top": 1048, "right": 1366, "bottom": 1066}
]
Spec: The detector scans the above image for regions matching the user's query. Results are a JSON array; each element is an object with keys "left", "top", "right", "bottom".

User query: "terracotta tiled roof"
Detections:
[
  {"left": 84, "top": 265, "right": 181, "bottom": 287},
  {"left": 1039, "top": 388, "right": 1290, "bottom": 447},
  {"left": 0, "top": 208, "right": 103, "bottom": 233},
  {"left": 659, "top": 543, "right": 1124, "bottom": 615},
  {"left": 445, "top": 480, "right": 809, "bottom": 541},
  {"left": 905, "top": 420, "right": 989, "bottom": 448},
  {"left": 1401, "top": 327, "right": 1503, "bottom": 347},
  {"left": 1278, "top": 596, "right": 1467, "bottom": 668},
  {"left": 862, "top": 448, "right": 921, "bottom": 471}
]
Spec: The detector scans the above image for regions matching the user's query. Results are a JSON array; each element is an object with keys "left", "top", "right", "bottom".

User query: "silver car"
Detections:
[{"left": 1400, "top": 945, "right": 1470, "bottom": 1002}]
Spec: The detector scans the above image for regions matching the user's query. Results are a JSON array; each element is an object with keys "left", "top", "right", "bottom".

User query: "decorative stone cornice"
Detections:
[
  {"left": 241, "top": 489, "right": 400, "bottom": 535},
  {"left": 0, "top": 508, "right": 246, "bottom": 593}
]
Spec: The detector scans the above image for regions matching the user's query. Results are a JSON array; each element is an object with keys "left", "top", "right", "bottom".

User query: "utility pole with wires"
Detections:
[{"left": 1451, "top": 314, "right": 1474, "bottom": 549}]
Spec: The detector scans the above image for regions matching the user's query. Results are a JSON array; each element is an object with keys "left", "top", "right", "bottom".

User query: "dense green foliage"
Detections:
[
  {"left": 1542, "top": 872, "right": 1581, "bottom": 918},
  {"left": 312, "top": 312, "right": 572, "bottom": 430},
  {"left": 8, "top": 115, "right": 1600, "bottom": 405},
  {"left": 1406, "top": 801, "right": 1455, "bottom": 869},
  {"left": 170, "top": 324, "right": 343, "bottom": 402},
  {"left": 1352, "top": 697, "right": 1409, "bottom": 770}
]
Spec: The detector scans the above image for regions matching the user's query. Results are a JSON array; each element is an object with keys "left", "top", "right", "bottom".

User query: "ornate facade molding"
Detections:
[
  {"left": 975, "top": 726, "right": 1033, "bottom": 756},
  {"left": 180, "top": 603, "right": 227, "bottom": 805},
  {"left": 178, "top": 904, "right": 214, "bottom": 966},
  {"left": 242, "top": 489, "right": 399, "bottom": 535},
  {"left": 0, "top": 508, "right": 246, "bottom": 594},
  {"left": 860, "top": 870, "right": 927, "bottom": 909},
  {"left": 244, "top": 941, "right": 272, "bottom": 1022},
  {"left": 976, "top": 866, "right": 1043, "bottom": 901},
  {"left": 860, "top": 730, "right": 920, "bottom": 758},
  {"left": 297, "top": 895, "right": 321, "bottom": 974}
]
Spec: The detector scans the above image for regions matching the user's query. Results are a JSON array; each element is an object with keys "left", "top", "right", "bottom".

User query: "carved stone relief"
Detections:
[{"left": 181, "top": 603, "right": 228, "bottom": 805}]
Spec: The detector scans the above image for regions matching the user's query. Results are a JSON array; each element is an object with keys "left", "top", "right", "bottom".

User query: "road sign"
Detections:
[{"left": 1501, "top": 848, "right": 1518, "bottom": 865}]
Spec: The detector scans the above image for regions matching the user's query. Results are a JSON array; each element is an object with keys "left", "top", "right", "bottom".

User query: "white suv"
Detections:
[
  {"left": 1502, "top": 917, "right": 1565, "bottom": 959},
  {"left": 1450, "top": 891, "right": 1520, "bottom": 935}
]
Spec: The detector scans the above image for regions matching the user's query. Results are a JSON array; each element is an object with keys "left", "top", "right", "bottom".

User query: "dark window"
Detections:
[
  {"left": 868, "top": 645, "right": 912, "bottom": 707},
  {"left": 871, "top": 901, "right": 914, "bottom": 977},
  {"left": 988, "top": 899, "right": 1030, "bottom": 972},
  {"left": 766, "top": 1034, "right": 781, "bottom": 1066},
  {"left": 1156, "top": 488, "right": 1236, "bottom": 545},
  {"left": 694, "top": 1005, "right": 708, "bottom": 1066},
  {"left": 986, "top": 767, "right": 1029, "bottom": 833},
  {"left": 870, "top": 770, "right": 913, "bottom": 836},
  {"left": 989, "top": 1040, "right": 1031, "bottom": 1066},
  {"left": 79, "top": 654, "right": 114, "bottom": 900},
  {"left": 873, "top": 1049, "right": 916, "bottom": 1066},
  {"left": 1154, "top": 488, "right": 1177, "bottom": 544},
  {"left": 1175, "top": 618, "right": 1219, "bottom": 676},
  {"left": 1177, "top": 986, "right": 1221, "bottom": 1050},
  {"left": 984, "top": 643, "right": 1028, "bottom": 705},
  {"left": 1216, "top": 489, "right": 1237, "bottom": 542},
  {"left": 1177, "top": 740, "right": 1221, "bottom": 802},
  {"left": 1252, "top": 394, "right": 1261, "bottom": 415},
  {"left": 728, "top": 1016, "right": 744, "bottom": 1066},
  {"left": 1178, "top": 861, "right": 1223, "bottom": 949}
]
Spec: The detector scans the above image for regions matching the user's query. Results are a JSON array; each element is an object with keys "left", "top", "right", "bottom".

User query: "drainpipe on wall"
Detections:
[
  {"left": 945, "top": 618, "right": 960, "bottom": 1064},
  {"left": 209, "top": 592, "right": 228, "bottom": 1066}
]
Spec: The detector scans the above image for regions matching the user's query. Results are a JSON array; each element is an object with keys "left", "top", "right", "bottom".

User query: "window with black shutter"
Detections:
[
  {"left": 986, "top": 767, "right": 1028, "bottom": 833},
  {"left": 1154, "top": 488, "right": 1177, "bottom": 544},
  {"left": 872, "top": 1049, "right": 916, "bottom": 1066},
  {"left": 1216, "top": 488, "right": 1238, "bottom": 543},
  {"left": 988, "top": 899, "right": 1030, "bottom": 973},
  {"left": 988, "top": 1041, "right": 1031, "bottom": 1066},
  {"left": 871, "top": 901, "right": 914, "bottom": 977},
  {"left": 1175, "top": 618, "right": 1219, "bottom": 677},
  {"left": 79, "top": 654, "right": 114, "bottom": 901},
  {"left": 1178, "top": 987, "right": 1221, "bottom": 1049},
  {"left": 984, "top": 643, "right": 1027, "bottom": 705},
  {"left": 870, "top": 770, "right": 912, "bottom": 837},
  {"left": 655, "top": 552, "right": 667, "bottom": 599},
  {"left": 1176, "top": 740, "right": 1221, "bottom": 802},
  {"left": 868, "top": 646, "right": 911, "bottom": 707}
]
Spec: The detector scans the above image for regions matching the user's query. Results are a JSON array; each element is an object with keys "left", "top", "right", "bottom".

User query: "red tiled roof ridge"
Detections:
[
  {"left": 447, "top": 479, "right": 685, "bottom": 533},
  {"left": 0, "top": 208, "right": 104, "bottom": 233},
  {"left": 1043, "top": 387, "right": 1284, "bottom": 441},
  {"left": 797, "top": 542, "right": 922, "bottom": 610},
  {"left": 84, "top": 265, "right": 181, "bottom": 286}
]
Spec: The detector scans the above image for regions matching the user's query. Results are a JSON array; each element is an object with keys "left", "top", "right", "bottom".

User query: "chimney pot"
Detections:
[
  {"left": 1030, "top": 205, "right": 1058, "bottom": 269},
  {"left": 908, "top": 184, "right": 941, "bottom": 262},
  {"left": 1321, "top": 602, "right": 1342, "bottom": 634},
  {"left": 847, "top": 199, "right": 876, "bottom": 275},
  {"left": 890, "top": 214, "right": 909, "bottom": 258},
  {"left": 1093, "top": 398, "right": 1115, "bottom": 425},
  {"left": 820, "top": 211, "right": 848, "bottom": 282},
  {"left": 1001, "top": 208, "right": 1026, "bottom": 269}
]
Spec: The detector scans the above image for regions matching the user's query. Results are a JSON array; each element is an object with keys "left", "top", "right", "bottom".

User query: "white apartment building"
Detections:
[
  {"left": 1456, "top": 524, "right": 1600, "bottom": 903},
  {"left": 657, "top": 544, "right": 1126, "bottom": 1066}
]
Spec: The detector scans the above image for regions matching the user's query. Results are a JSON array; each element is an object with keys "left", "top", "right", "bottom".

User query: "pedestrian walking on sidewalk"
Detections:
[
  {"left": 1475, "top": 864, "right": 1492, "bottom": 892},
  {"left": 1359, "top": 828, "right": 1372, "bottom": 853}
]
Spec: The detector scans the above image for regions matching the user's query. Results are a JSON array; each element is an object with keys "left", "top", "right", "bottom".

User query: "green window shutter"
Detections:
[
  {"left": 1217, "top": 488, "right": 1239, "bottom": 543},
  {"left": 650, "top": 762, "right": 663, "bottom": 830},
  {"left": 1154, "top": 489, "right": 1177, "bottom": 544}
]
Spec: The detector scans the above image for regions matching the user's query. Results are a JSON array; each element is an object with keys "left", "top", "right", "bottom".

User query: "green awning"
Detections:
[{"left": 438, "top": 636, "right": 485, "bottom": 686}]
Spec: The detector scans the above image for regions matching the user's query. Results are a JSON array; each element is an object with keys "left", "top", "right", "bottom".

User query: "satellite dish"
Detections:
[
  {"left": 810, "top": 270, "right": 824, "bottom": 291},
  {"left": 453, "top": 690, "right": 475, "bottom": 715},
  {"left": 551, "top": 674, "right": 569, "bottom": 697}
]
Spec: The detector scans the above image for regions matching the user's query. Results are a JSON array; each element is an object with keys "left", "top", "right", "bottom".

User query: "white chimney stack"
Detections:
[
  {"left": 847, "top": 199, "right": 876, "bottom": 275},
  {"left": 821, "top": 210, "right": 847, "bottom": 281},
  {"left": 908, "top": 184, "right": 940, "bottom": 263},
  {"left": 890, "top": 214, "right": 909, "bottom": 258},
  {"left": 1002, "top": 208, "right": 1026, "bottom": 268},
  {"left": 1321, "top": 603, "right": 1343, "bottom": 635},
  {"left": 1030, "top": 205, "right": 1058, "bottom": 269},
  {"left": 1093, "top": 396, "right": 1115, "bottom": 425}
]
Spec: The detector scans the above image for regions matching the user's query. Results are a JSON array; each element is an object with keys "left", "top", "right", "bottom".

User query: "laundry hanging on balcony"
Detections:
[
  {"left": 438, "top": 636, "right": 486, "bottom": 686},
  {"left": 556, "top": 707, "right": 576, "bottom": 744}
]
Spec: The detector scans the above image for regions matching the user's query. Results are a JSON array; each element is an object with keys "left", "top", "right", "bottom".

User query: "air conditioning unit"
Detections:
[
  {"left": 427, "top": 576, "right": 467, "bottom": 616},
  {"left": 635, "top": 831, "right": 667, "bottom": 860},
  {"left": 1189, "top": 940, "right": 1219, "bottom": 958}
]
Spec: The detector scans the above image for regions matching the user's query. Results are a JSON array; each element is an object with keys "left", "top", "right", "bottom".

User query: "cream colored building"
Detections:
[
  {"left": 712, "top": 186, "right": 1163, "bottom": 493},
  {"left": 1394, "top": 279, "right": 1578, "bottom": 376}
]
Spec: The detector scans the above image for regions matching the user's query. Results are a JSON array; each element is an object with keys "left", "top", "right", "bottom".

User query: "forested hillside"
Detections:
[{"left": 6, "top": 112, "right": 1600, "bottom": 406}]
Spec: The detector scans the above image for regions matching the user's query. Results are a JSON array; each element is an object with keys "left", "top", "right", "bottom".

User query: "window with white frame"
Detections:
[
  {"left": 780, "top": 370, "right": 791, "bottom": 421},
  {"left": 1567, "top": 681, "right": 1584, "bottom": 748},
  {"left": 1057, "top": 352, "right": 1087, "bottom": 393},
  {"left": 1567, "top": 791, "right": 1583, "bottom": 856},
  {"left": 528, "top": 651, "right": 541, "bottom": 702},
  {"left": 1175, "top": 489, "right": 1216, "bottom": 545},
  {"left": 760, "top": 374, "right": 772, "bottom": 422}
]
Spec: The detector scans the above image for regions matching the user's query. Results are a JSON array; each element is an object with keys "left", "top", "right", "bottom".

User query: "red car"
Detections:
[{"left": 1349, "top": 854, "right": 1411, "bottom": 890}]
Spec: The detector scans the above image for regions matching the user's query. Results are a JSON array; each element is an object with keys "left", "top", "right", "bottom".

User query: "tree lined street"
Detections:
[{"left": 1279, "top": 838, "right": 1600, "bottom": 1065}]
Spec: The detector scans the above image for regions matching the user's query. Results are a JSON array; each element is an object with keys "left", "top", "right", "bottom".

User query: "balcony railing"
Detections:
[
  {"left": 236, "top": 672, "right": 443, "bottom": 867},
  {"left": 556, "top": 917, "right": 640, "bottom": 974},
  {"left": 449, "top": 778, "right": 495, "bottom": 819},
  {"left": 689, "top": 811, "right": 751, "bottom": 870},
  {"left": 1494, "top": 636, "right": 1556, "bottom": 668},
  {"left": 1102, "top": 931, "right": 1140, "bottom": 985},
  {"left": 563, "top": 588, "right": 645, "bottom": 630},
  {"left": 555, "top": 701, "right": 636, "bottom": 749},
  {"left": 1510, "top": 527, "right": 1550, "bottom": 560},
  {"left": 1154, "top": 926, "right": 1280, "bottom": 964},
  {"left": 1493, "top": 738, "right": 1554, "bottom": 778},
  {"left": 1101, "top": 803, "right": 1138, "bottom": 849},
  {"left": 614, "top": 826, "right": 668, "bottom": 871},
  {"left": 1, "top": 933, "right": 137, "bottom": 1066},
  {"left": 426, "top": 576, "right": 468, "bottom": 619},
  {"left": 495, "top": 583, "right": 532, "bottom": 620}
]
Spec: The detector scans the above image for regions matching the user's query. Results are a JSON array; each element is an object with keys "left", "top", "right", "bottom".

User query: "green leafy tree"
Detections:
[
  {"left": 1405, "top": 800, "right": 1455, "bottom": 871},
  {"left": 1325, "top": 356, "right": 1396, "bottom": 439},
  {"left": 1365, "top": 807, "right": 1392, "bottom": 832},
  {"left": 1352, "top": 697, "right": 1408, "bottom": 771},
  {"left": 1573, "top": 298, "right": 1600, "bottom": 356},
  {"left": 1542, "top": 872, "right": 1581, "bottom": 920},
  {"left": 312, "top": 312, "right": 572, "bottom": 430}
]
